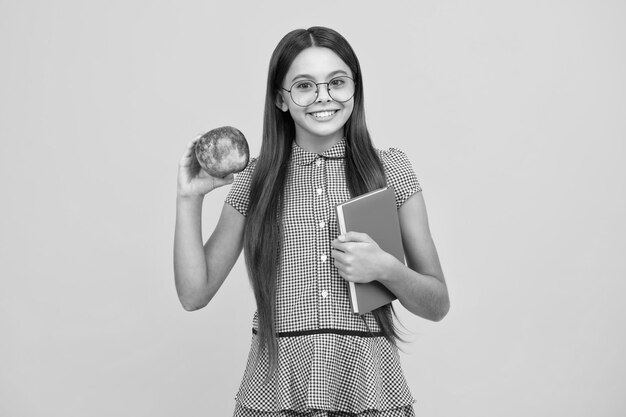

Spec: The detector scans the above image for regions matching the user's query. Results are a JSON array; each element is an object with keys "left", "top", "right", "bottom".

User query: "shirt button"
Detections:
[
  {"left": 316, "top": 188, "right": 323, "bottom": 196},
  {"left": 318, "top": 221, "right": 325, "bottom": 228},
  {"left": 321, "top": 290, "right": 329, "bottom": 298},
  {"left": 320, "top": 254, "right": 327, "bottom": 262},
  {"left": 316, "top": 159, "right": 322, "bottom": 167}
]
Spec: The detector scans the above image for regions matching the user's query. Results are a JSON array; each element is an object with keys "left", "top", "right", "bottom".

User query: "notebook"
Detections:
[{"left": 335, "top": 186, "right": 406, "bottom": 315}]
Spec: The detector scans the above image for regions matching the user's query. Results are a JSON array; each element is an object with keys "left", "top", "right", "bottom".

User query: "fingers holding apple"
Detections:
[
  {"left": 177, "top": 138, "right": 207, "bottom": 195},
  {"left": 177, "top": 126, "right": 250, "bottom": 198},
  {"left": 178, "top": 136, "right": 202, "bottom": 172}
]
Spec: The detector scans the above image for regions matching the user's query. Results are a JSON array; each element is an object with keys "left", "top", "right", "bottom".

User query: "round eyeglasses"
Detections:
[{"left": 281, "top": 76, "right": 356, "bottom": 107}]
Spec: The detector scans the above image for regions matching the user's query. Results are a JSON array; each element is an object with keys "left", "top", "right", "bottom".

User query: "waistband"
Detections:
[{"left": 251, "top": 328, "right": 384, "bottom": 338}]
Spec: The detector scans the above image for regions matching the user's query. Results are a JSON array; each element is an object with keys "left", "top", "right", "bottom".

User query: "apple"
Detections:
[{"left": 195, "top": 126, "right": 250, "bottom": 178}]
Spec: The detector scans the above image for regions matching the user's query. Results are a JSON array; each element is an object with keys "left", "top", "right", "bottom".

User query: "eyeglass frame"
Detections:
[{"left": 280, "top": 76, "right": 357, "bottom": 107}]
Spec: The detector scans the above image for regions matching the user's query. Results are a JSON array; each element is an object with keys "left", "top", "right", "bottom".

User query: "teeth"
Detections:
[{"left": 311, "top": 110, "right": 336, "bottom": 118}]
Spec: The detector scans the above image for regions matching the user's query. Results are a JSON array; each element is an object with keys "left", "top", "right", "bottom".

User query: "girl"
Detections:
[{"left": 174, "top": 27, "right": 449, "bottom": 417}]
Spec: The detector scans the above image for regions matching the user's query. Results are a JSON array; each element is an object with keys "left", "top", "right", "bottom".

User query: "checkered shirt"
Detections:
[{"left": 225, "top": 138, "right": 422, "bottom": 415}]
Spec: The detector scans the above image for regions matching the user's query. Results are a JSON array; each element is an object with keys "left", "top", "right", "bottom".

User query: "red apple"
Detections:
[{"left": 195, "top": 126, "right": 250, "bottom": 178}]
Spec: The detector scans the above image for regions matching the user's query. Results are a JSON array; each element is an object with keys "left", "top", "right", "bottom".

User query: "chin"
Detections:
[{"left": 305, "top": 120, "right": 348, "bottom": 139}]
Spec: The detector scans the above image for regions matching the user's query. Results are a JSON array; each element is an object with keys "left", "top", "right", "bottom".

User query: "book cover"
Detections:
[{"left": 335, "top": 186, "right": 405, "bottom": 315}]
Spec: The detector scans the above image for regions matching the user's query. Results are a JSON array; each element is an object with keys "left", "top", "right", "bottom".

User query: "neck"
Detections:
[{"left": 294, "top": 130, "right": 344, "bottom": 154}]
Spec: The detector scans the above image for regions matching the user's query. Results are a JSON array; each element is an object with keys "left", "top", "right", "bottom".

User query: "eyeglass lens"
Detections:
[{"left": 289, "top": 76, "right": 355, "bottom": 107}]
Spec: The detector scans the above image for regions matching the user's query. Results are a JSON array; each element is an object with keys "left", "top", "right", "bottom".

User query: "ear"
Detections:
[{"left": 275, "top": 91, "right": 289, "bottom": 112}]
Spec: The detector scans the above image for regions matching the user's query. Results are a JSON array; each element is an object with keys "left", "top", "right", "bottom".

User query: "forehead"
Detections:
[{"left": 285, "top": 47, "right": 352, "bottom": 81}]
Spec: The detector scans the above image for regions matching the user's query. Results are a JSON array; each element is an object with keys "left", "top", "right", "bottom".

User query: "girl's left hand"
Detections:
[{"left": 331, "top": 232, "right": 397, "bottom": 283}]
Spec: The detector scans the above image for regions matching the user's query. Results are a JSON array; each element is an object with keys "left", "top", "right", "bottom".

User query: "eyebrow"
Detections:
[{"left": 291, "top": 70, "right": 349, "bottom": 83}]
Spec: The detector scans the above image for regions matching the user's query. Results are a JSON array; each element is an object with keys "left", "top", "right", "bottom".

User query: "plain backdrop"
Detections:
[{"left": 1, "top": 1, "right": 625, "bottom": 416}]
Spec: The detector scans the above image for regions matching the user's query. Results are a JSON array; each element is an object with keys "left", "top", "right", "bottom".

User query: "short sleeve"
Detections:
[
  {"left": 225, "top": 158, "right": 257, "bottom": 216},
  {"left": 379, "top": 148, "right": 422, "bottom": 208}
]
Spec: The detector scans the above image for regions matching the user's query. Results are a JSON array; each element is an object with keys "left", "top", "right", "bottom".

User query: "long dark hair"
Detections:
[{"left": 244, "top": 26, "right": 403, "bottom": 377}]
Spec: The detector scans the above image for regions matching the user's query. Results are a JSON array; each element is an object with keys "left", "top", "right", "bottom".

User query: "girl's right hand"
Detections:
[{"left": 177, "top": 136, "right": 234, "bottom": 199}]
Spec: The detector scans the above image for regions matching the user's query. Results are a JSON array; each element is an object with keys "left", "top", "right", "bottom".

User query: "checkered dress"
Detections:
[{"left": 225, "top": 138, "right": 422, "bottom": 417}]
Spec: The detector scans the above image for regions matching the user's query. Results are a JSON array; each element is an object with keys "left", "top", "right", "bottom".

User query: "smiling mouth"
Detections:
[{"left": 309, "top": 110, "right": 339, "bottom": 119}]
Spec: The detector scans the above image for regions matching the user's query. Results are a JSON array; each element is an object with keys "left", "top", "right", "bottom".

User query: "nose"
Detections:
[{"left": 316, "top": 83, "right": 332, "bottom": 102}]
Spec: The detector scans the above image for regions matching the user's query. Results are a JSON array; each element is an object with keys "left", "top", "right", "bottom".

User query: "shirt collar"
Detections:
[{"left": 291, "top": 138, "right": 346, "bottom": 166}]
